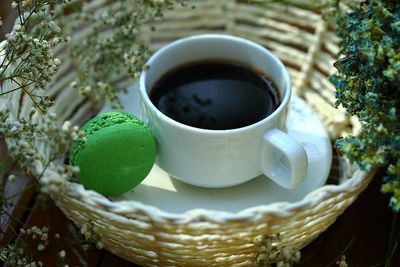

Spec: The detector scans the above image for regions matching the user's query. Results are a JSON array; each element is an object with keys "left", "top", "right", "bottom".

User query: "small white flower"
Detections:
[
  {"left": 80, "top": 225, "right": 88, "bottom": 235},
  {"left": 71, "top": 132, "right": 79, "bottom": 140},
  {"left": 62, "top": 121, "right": 71, "bottom": 132},
  {"left": 37, "top": 243, "right": 46, "bottom": 251},
  {"left": 11, "top": 1, "right": 18, "bottom": 9},
  {"left": 49, "top": 21, "right": 57, "bottom": 29},
  {"left": 71, "top": 166, "right": 80, "bottom": 173},
  {"left": 58, "top": 250, "right": 66, "bottom": 258},
  {"left": 41, "top": 233, "right": 48, "bottom": 241},
  {"left": 54, "top": 58, "right": 61, "bottom": 65},
  {"left": 8, "top": 174, "right": 16, "bottom": 182},
  {"left": 101, "top": 11, "right": 108, "bottom": 20},
  {"left": 70, "top": 81, "right": 78, "bottom": 88},
  {"left": 83, "top": 85, "right": 91, "bottom": 94},
  {"left": 18, "top": 140, "right": 30, "bottom": 148},
  {"left": 129, "top": 56, "right": 137, "bottom": 64},
  {"left": 22, "top": 0, "right": 32, "bottom": 7},
  {"left": 13, "top": 24, "right": 22, "bottom": 32},
  {"left": 96, "top": 241, "right": 104, "bottom": 249}
]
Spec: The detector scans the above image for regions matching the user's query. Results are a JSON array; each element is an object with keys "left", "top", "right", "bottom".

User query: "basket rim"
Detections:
[{"left": 61, "top": 168, "right": 372, "bottom": 224}]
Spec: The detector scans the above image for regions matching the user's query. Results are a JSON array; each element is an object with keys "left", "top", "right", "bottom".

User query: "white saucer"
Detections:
[{"left": 101, "top": 82, "right": 332, "bottom": 214}]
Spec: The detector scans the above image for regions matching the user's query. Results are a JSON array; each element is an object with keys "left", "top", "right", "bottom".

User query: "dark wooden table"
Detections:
[{"left": 1, "top": 3, "right": 399, "bottom": 266}]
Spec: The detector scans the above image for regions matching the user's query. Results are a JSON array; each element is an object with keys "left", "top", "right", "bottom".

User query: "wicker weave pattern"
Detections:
[{"left": 1, "top": 1, "right": 372, "bottom": 266}]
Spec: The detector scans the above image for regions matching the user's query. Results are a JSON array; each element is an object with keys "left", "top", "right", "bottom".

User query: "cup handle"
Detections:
[{"left": 261, "top": 128, "right": 308, "bottom": 189}]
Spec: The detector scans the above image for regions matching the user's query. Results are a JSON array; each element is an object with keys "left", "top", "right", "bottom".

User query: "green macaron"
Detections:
[{"left": 69, "top": 112, "right": 156, "bottom": 196}]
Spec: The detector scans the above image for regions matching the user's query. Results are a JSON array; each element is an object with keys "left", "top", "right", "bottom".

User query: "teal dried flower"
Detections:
[{"left": 330, "top": 0, "right": 400, "bottom": 211}]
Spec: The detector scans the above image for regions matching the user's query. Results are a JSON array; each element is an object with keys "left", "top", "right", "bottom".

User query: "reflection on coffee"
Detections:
[{"left": 150, "top": 60, "right": 280, "bottom": 130}]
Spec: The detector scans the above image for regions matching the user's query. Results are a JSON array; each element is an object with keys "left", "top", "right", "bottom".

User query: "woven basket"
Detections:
[{"left": 1, "top": 0, "right": 373, "bottom": 266}]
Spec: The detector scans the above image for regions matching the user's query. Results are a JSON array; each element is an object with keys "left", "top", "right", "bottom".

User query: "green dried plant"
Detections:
[{"left": 329, "top": 0, "right": 400, "bottom": 211}]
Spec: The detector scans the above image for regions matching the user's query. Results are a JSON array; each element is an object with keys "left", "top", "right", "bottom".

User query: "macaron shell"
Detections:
[
  {"left": 74, "top": 123, "right": 156, "bottom": 196},
  {"left": 69, "top": 112, "right": 145, "bottom": 166}
]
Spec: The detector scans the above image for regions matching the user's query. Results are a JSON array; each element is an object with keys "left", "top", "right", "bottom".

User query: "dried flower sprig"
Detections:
[
  {"left": 0, "top": 243, "right": 43, "bottom": 267},
  {"left": 255, "top": 233, "right": 301, "bottom": 267},
  {"left": 0, "top": 108, "right": 81, "bottom": 179},
  {"left": 62, "top": 0, "right": 186, "bottom": 109},
  {"left": 78, "top": 220, "right": 103, "bottom": 251},
  {"left": 329, "top": 0, "right": 400, "bottom": 211},
  {"left": 0, "top": 107, "right": 84, "bottom": 265},
  {"left": 0, "top": 107, "right": 82, "bottom": 226},
  {"left": 0, "top": 0, "right": 71, "bottom": 114}
]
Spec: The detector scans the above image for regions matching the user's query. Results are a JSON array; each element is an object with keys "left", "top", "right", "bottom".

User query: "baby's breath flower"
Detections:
[
  {"left": 54, "top": 58, "right": 61, "bottom": 65},
  {"left": 96, "top": 241, "right": 104, "bottom": 249},
  {"left": 255, "top": 234, "right": 300, "bottom": 266},
  {"left": 82, "top": 86, "right": 91, "bottom": 94},
  {"left": 58, "top": 250, "right": 66, "bottom": 258},
  {"left": 13, "top": 24, "right": 22, "bottom": 32},
  {"left": 22, "top": 0, "right": 32, "bottom": 8},
  {"left": 70, "top": 81, "right": 78, "bottom": 88},
  {"left": 65, "top": 0, "right": 185, "bottom": 109},
  {"left": 8, "top": 174, "right": 16, "bottom": 182},
  {"left": 37, "top": 244, "right": 45, "bottom": 251}
]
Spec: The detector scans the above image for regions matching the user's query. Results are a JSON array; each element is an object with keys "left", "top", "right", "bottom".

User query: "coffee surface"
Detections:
[{"left": 150, "top": 60, "right": 280, "bottom": 130}]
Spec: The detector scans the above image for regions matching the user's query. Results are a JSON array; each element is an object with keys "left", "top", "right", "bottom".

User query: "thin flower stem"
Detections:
[
  {"left": 21, "top": 5, "right": 38, "bottom": 32},
  {"left": 11, "top": 78, "right": 45, "bottom": 113},
  {"left": 0, "top": 212, "right": 30, "bottom": 251},
  {"left": 0, "top": 51, "right": 16, "bottom": 80},
  {"left": 0, "top": 78, "right": 35, "bottom": 97},
  {"left": 5, "top": 182, "right": 37, "bottom": 201},
  {"left": 0, "top": 73, "right": 33, "bottom": 84},
  {"left": 386, "top": 212, "right": 397, "bottom": 256},
  {"left": 2, "top": 208, "right": 26, "bottom": 227},
  {"left": 0, "top": 157, "right": 16, "bottom": 198},
  {"left": 0, "top": 213, "right": 20, "bottom": 238},
  {"left": 0, "top": 86, "right": 22, "bottom": 96},
  {"left": 385, "top": 212, "right": 399, "bottom": 267},
  {"left": 17, "top": 2, "right": 24, "bottom": 27}
]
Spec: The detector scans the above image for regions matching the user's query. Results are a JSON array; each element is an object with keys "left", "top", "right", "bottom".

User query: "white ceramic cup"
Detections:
[{"left": 139, "top": 34, "right": 307, "bottom": 189}]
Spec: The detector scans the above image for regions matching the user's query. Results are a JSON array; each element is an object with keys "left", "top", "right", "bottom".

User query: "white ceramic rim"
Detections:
[{"left": 139, "top": 34, "right": 292, "bottom": 136}]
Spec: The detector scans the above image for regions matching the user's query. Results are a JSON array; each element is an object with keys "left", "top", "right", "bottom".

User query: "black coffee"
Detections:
[{"left": 149, "top": 60, "right": 280, "bottom": 130}]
